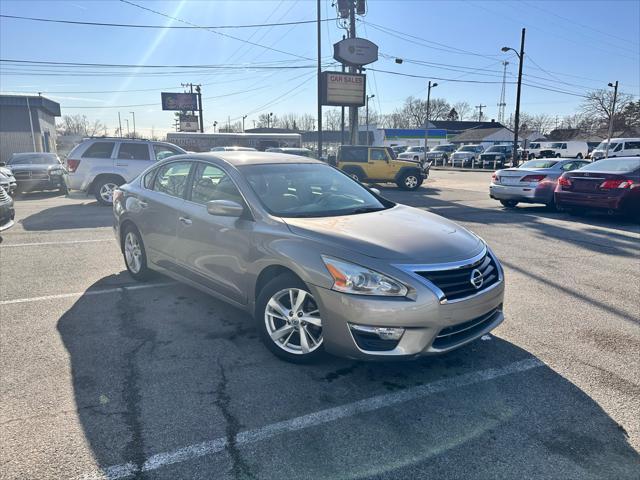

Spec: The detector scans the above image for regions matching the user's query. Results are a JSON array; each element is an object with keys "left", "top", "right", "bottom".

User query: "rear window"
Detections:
[
  {"left": 520, "top": 160, "right": 558, "bottom": 169},
  {"left": 82, "top": 142, "right": 115, "bottom": 158},
  {"left": 582, "top": 158, "right": 640, "bottom": 172},
  {"left": 118, "top": 143, "right": 150, "bottom": 160}
]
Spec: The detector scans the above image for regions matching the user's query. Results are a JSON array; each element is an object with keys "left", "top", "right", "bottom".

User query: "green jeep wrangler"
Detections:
[{"left": 333, "top": 146, "right": 427, "bottom": 191}]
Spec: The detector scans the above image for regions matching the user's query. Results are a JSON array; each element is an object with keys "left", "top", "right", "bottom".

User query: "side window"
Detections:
[
  {"left": 561, "top": 162, "right": 576, "bottom": 171},
  {"left": 81, "top": 142, "right": 115, "bottom": 158},
  {"left": 143, "top": 169, "right": 156, "bottom": 189},
  {"left": 118, "top": 143, "right": 150, "bottom": 161},
  {"left": 341, "top": 147, "right": 367, "bottom": 162},
  {"left": 614, "top": 143, "right": 623, "bottom": 152},
  {"left": 370, "top": 149, "right": 387, "bottom": 161},
  {"left": 152, "top": 161, "right": 192, "bottom": 198},
  {"left": 624, "top": 141, "right": 640, "bottom": 149},
  {"left": 191, "top": 163, "right": 243, "bottom": 205},
  {"left": 153, "top": 144, "right": 182, "bottom": 161},
  {"left": 562, "top": 143, "right": 568, "bottom": 149}
]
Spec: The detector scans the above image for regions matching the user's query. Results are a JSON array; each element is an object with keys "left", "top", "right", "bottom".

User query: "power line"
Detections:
[
  {"left": 0, "top": 58, "right": 324, "bottom": 69},
  {"left": 0, "top": 13, "right": 337, "bottom": 29},
  {"left": 366, "top": 68, "right": 512, "bottom": 84},
  {"left": 120, "top": 0, "right": 313, "bottom": 60}
]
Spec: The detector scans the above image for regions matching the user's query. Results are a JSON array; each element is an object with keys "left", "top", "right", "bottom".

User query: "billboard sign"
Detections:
[
  {"left": 333, "top": 38, "right": 378, "bottom": 66},
  {"left": 321, "top": 71, "right": 366, "bottom": 107},
  {"left": 179, "top": 114, "right": 199, "bottom": 132},
  {"left": 161, "top": 92, "right": 198, "bottom": 111}
]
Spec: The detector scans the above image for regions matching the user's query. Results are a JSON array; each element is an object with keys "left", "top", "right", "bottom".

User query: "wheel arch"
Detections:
[
  {"left": 89, "top": 173, "right": 126, "bottom": 194},
  {"left": 394, "top": 165, "right": 423, "bottom": 182}
]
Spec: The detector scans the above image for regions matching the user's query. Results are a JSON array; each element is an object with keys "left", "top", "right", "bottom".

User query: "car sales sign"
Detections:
[
  {"left": 321, "top": 72, "right": 366, "bottom": 107},
  {"left": 333, "top": 38, "right": 378, "bottom": 67},
  {"left": 161, "top": 92, "right": 198, "bottom": 111}
]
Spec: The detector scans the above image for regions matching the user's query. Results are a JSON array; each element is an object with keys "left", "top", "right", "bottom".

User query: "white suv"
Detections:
[{"left": 66, "top": 138, "right": 186, "bottom": 205}]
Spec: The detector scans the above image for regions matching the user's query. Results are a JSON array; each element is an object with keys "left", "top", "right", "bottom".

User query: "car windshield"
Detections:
[
  {"left": 520, "top": 160, "right": 559, "bottom": 169},
  {"left": 595, "top": 141, "right": 618, "bottom": 151},
  {"left": 486, "top": 146, "right": 507, "bottom": 153},
  {"left": 529, "top": 143, "right": 540, "bottom": 149},
  {"left": 406, "top": 147, "right": 423, "bottom": 153},
  {"left": 239, "top": 163, "right": 392, "bottom": 218},
  {"left": 8, "top": 154, "right": 59, "bottom": 165},
  {"left": 458, "top": 146, "right": 477, "bottom": 152},
  {"left": 581, "top": 158, "right": 640, "bottom": 172}
]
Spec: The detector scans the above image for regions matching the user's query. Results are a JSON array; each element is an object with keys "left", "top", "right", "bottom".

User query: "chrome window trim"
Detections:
[{"left": 393, "top": 247, "right": 504, "bottom": 305}]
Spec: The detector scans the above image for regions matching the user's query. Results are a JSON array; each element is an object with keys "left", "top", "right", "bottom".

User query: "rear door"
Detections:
[
  {"left": 153, "top": 143, "right": 184, "bottom": 162},
  {"left": 115, "top": 142, "right": 154, "bottom": 182},
  {"left": 137, "top": 160, "right": 194, "bottom": 268},
  {"left": 175, "top": 162, "right": 252, "bottom": 303}
]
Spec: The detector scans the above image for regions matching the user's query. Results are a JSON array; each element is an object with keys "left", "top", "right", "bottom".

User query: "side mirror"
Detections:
[
  {"left": 370, "top": 187, "right": 381, "bottom": 196},
  {"left": 206, "top": 199, "right": 244, "bottom": 217}
]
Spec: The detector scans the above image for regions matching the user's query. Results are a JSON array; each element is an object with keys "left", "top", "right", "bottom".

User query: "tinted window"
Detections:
[
  {"left": 82, "top": 142, "right": 114, "bottom": 158},
  {"left": 240, "top": 163, "right": 391, "bottom": 217},
  {"left": 370, "top": 149, "right": 386, "bottom": 161},
  {"left": 152, "top": 161, "right": 192, "bottom": 198},
  {"left": 153, "top": 144, "right": 182, "bottom": 161},
  {"left": 624, "top": 141, "right": 640, "bottom": 149},
  {"left": 118, "top": 143, "right": 150, "bottom": 160},
  {"left": 340, "top": 147, "right": 367, "bottom": 162},
  {"left": 613, "top": 143, "right": 623, "bottom": 152},
  {"left": 520, "top": 160, "right": 558, "bottom": 169},
  {"left": 143, "top": 169, "right": 156, "bottom": 189},
  {"left": 560, "top": 162, "right": 577, "bottom": 171},
  {"left": 191, "top": 163, "right": 243, "bottom": 205},
  {"left": 581, "top": 158, "right": 640, "bottom": 172}
]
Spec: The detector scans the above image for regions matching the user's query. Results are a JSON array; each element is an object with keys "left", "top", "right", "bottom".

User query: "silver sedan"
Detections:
[{"left": 113, "top": 152, "right": 504, "bottom": 362}]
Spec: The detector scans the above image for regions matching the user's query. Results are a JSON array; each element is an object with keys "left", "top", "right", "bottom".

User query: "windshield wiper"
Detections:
[{"left": 350, "top": 206, "right": 386, "bottom": 214}]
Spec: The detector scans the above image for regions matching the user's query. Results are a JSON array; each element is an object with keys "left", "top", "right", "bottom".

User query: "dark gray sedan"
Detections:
[{"left": 489, "top": 158, "right": 590, "bottom": 208}]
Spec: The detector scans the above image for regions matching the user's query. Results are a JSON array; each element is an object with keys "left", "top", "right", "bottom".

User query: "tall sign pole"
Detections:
[
  {"left": 317, "top": 0, "right": 323, "bottom": 159},
  {"left": 348, "top": 4, "right": 358, "bottom": 145}
]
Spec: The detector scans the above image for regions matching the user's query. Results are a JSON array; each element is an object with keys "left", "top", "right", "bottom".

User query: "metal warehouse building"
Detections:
[{"left": 0, "top": 95, "right": 61, "bottom": 164}]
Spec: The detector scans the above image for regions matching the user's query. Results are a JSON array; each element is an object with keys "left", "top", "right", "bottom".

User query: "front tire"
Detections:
[
  {"left": 122, "top": 225, "right": 152, "bottom": 281},
  {"left": 94, "top": 176, "right": 122, "bottom": 206},
  {"left": 256, "top": 274, "right": 324, "bottom": 363},
  {"left": 576, "top": 153, "right": 583, "bottom": 159},
  {"left": 397, "top": 172, "right": 423, "bottom": 191}
]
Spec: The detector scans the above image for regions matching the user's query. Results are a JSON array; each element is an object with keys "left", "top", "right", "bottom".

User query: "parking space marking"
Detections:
[
  {"left": 79, "top": 358, "right": 544, "bottom": 480},
  {"left": 0, "top": 239, "right": 112, "bottom": 248},
  {"left": 0, "top": 282, "right": 176, "bottom": 305}
]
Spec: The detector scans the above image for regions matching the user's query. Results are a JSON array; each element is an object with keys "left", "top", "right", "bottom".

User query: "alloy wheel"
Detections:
[
  {"left": 124, "top": 232, "right": 142, "bottom": 274},
  {"left": 404, "top": 175, "right": 419, "bottom": 189},
  {"left": 264, "top": 288, "right": 322, "bottom": 355},
  {"left": 99, "top": 182, "right": 118, "bottom": 203}
]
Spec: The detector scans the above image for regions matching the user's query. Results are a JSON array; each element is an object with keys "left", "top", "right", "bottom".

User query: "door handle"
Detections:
[
  {"left": 137, "top": 200, "right": 148, "bottom": 208},
  {"left": 116, "top": 163, "right": 128, "bottom": 167},
  {"left": 179, "top": 216, "right": 192, "bottom": 225}
]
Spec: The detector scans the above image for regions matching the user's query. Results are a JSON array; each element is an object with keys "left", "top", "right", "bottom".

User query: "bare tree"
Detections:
[
  {"left": 219, "top": 121, "right": 242, "bottom": 133},
  {"left": 453, "top": 101, "right": 472, "bottom": 121},
  {"left": 580, "top": 89, "right": 633, "bottom": 130},
  {"left": 257, "top": 113, "right": 279, "bottom": 128},
  {"left": 323, "top": 109, "right": 341, "bottom": 131},
  {"left": 56, "top": 114, "right": 107, "bottom": 136}
]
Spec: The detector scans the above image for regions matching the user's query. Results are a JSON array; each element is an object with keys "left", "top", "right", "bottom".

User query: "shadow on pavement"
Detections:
[
  {"left": 56, "top": 275, "right": 640, "bottom": 479},
  {"left": 20, "top": 202, "right": 112, "bottom": 231}
]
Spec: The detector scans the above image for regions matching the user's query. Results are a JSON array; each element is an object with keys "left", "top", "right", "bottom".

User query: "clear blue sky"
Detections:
[{"left": 1, "top": 0, "right": 638, "bottom": 136}]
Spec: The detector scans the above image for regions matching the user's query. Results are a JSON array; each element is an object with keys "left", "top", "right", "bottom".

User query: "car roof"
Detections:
[
  {"left": 185, "top": 151, "right": 322, "bottom": 166},
  {"left": 11, "top": 152, "right": 57, "bottom": 157}
]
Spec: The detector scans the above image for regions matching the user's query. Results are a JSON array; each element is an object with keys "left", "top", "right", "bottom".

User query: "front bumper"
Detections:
[
  {"left": 489, "top": 183, "right": 554, "bottom": 204},
  {"left": 0, "top": 200, "right": 15, "bottom": 232},
  {"left": 309, "top": 259, "right": 505, "bottom": 360},
  {"left": 16, "top": 176, "right": 66, "bottom": 191}
]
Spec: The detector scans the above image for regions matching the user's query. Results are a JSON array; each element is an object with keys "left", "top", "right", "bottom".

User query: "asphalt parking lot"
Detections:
[{"left": 1, "top": 170, "right": 639, "bottom": 479}]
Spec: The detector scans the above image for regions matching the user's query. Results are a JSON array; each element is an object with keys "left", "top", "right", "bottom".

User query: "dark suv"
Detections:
[
  {"left": 7, "top": 152, "right": 68, "bottom": 194},
  {"left": 479, "top": 145, "right": 516, "bottom": 169},
  {"left": 333, "top": 146, "right": 427, "bottom": 190}
]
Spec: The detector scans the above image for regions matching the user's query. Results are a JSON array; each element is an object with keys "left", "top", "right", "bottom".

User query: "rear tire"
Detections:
[
  {"left": 256, "top": 273, "right": 325, "bottom": 364},
  {"left": 345, "top": 169, "right": 364, "bottom": 183},
  {"left": 576, "top": 153, "right": 583, "bottom": 159},
  {"left": 122, "top": 225, "right": 152, "bottom": 281},
  {"left": 500, "top": 200, "right": 518, "bottom": 208},
  {"left": 397, "top": 172, "right": 423, "bottom": 191},
  {"left": 94, "top": 176, "right": 122, "bottom": 206},
  {"left": 59, "top": 182, "right": 69, "bottom": 195}
]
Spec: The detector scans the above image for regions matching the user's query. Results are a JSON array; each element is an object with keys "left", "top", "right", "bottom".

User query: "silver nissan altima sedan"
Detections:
[{"left": 113, "top": 152, "right": 505, "bottom": 363}]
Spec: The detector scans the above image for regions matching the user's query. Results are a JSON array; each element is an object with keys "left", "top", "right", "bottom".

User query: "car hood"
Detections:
[
  {"left": 282, "top": 204, "right": 484, "bottom": 263},
  {"left": 9, "top": 164, "right": 60, "bottom": 173}
]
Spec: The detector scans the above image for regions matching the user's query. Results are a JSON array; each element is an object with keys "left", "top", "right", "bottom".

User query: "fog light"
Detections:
[{"left": 349, "top": 324, "right": 405, "bottom": 341}]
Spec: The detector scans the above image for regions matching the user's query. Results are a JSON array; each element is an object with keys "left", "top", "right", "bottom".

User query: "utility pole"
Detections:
[
  {"left": 366, "top": 94, "right": 375, "bottom": 145},
  {"left": 125, "top": 119, "right": 130, "bottom": 137},
  {"left": 130, "top": 111, "right": 136, "bottom": 138},
  {"left": 424, "top": 81, "right": 437, "bottom": 151},
  {"left": 340, "top": 38, "right": 346, "bottom": 147},
  {"left": 118, "top": 112, "right": 123, "bottom": 138},
  {"left": 605, "top": 80, "right": 618, "bottom": 159},
  {"left": 317, "top": 0, "right": 323, "bottom": 159},
  {"left": 228, "top": 116, "right": 231, "bottom": 132},
  {"left": 497, "top": 61, "right": 508, "bottom": 124},
  {"left": 348, "top": 3, "right": 358, "bottom": 145},
  {"left": 475, "top": 104, "right": 486, "bottom": 122},
  {"left": 502, "top": 28, "right": 525, "bottom": 167},
  {"left": 242, "top": 115, "right": 247, "bottom": 133},
  {"left": 196, "top": 85, "right": 203, "bottom": 133}
]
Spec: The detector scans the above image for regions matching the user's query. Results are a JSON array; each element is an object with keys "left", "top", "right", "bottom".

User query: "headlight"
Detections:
[
  {"left": 49, "top": 169, "right": 64, "bottom": 176},
  {"left": 322, "top": 256, "right": 408, "bottom": 296}
]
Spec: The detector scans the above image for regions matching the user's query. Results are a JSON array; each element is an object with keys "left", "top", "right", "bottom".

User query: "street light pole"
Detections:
[
  {"left": 317, "top": 0, "right": 323, "bottom": 159},
  {"left": 502, "top": 28, "right": 526, "bottom": 167},
  {"left": 605, "top": 80, "right": 618, "bottom": 159},
  {"left": 130, "top": 111, "right": 136, "bottom": 138},
  {"left": 366, "top": 94, "right": 375, "bottom": 146},
  {"left": 242, "top": 115, "right": 247, "bottom": 133},
  {"left": 424, "top": 81, "right": 437, "bottom": 155}
]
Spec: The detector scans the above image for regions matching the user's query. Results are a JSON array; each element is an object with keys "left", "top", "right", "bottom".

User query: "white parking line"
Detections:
[
  {"left": 0, "top": 282, "right": 176, "bottom": 305},
  {"left": 79, "top": 357, "right": 544, "bottom": 480},
  {"left": 0, "top": 239, "right": 112, "bottom": 248}
]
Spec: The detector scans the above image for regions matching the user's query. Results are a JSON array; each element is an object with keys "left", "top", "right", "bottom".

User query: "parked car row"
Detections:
[{"left": 489, "top": 157, "right": 640, "bottom": 217}]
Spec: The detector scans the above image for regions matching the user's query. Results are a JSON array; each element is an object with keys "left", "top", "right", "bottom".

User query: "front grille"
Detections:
[
  {"left": 416, "top": 252, "right": 500, "bottom": 301},
  {"left": 351, "top": 329, "right": 400, "bottom": 352},
  {"left": 432, "top": 307, "right": 501, "bottom": 349},
  {"left": 14, "top": 171, "right": 49, "bottom": 180},
  {"left": 0, "top": 186, "right": 8, "bottom": 201}
]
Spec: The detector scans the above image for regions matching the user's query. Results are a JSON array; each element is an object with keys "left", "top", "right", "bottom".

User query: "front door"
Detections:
[
  {"left": 368, "top": 148, "right": 394, "bottom": 180},
  {"left": 175, "top": 162, "right": 253, "bottom": 304},
  {"left": 138, "top": 160, "right": 193, "bottom": 269}
]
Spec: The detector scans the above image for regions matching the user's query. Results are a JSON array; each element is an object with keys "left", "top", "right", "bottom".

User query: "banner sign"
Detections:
[
  {"left": 161, "top": 92, "right": 198, "bottom": 111},
  {"left": 321, "top": 71, "right": 366, "bottom": 107},
  {"left": 333, "top": 38, "right": 378, "bottom": 66},
  {"left": 179, "top": 114, "right": 199, "bottom": 132}
]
